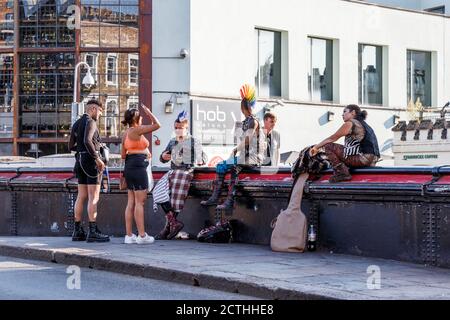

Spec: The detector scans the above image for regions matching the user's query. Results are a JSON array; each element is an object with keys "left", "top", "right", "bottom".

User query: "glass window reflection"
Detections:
[
  {"left": 80, "top": 52, "right": 139, "bottom": 138},
  {"left": 0, "top": 0, "right": 15, "bottom": 48},
  {"left": 359, "top": 44, "right": 383, "bottom": 106},
  {"left": 308, "top": 37, "right": 333, "bottom": 102},
  {"left": 407, "top": 50, "right": 432, "bottom": 108},
  {"left": 0, "top": 53, "right": 14, "bottom": 138},
  {"left": 255, "top": 29, "right": 282, "bottom": 98}
]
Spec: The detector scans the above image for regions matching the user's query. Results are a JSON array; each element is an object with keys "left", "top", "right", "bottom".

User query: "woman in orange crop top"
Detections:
[{"left": 121, "top": 104, "right": 160, "bottom": 245}]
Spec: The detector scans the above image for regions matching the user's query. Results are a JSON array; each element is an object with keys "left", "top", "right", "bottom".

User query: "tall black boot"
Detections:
[
  {"left": 201, "top": 175, "right": 225, "bottom": 206},
  {"left": 72, "top": 221, "right": 86, "bottom": 241},
  {"left": 216, "top": 168, "right": 239, "bottom": 211},
  {"left": 86, "top": 222, "right": 110, "bottom": 243}
]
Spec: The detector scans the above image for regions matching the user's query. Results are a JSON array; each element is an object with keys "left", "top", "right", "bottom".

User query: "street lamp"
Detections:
[{"left": 72, "top": 61, "right": 96, "bottom": 125}]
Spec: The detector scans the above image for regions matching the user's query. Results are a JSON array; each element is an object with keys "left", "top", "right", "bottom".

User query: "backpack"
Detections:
[{"left": 197, "top": 221, "right": 233, "bottom": 243}]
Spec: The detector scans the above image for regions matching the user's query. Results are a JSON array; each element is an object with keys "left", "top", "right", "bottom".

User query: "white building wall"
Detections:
[
  {"left": 189, "top": 0, "right": 448, "bottom": 107},
  {"left": 152, "top": 0, "right": 191, "bottom": 161},
  {"left": 152, "top": 0, "right": 450, "bottom": 166}
]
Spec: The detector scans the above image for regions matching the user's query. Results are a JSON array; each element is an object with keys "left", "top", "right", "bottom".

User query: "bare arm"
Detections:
[
  {"left": 121, "top": 130, "right": 127, "bottom": 160},
  {"left": 310, "top": 121, "right": 352, "bottom": 155},
  {"left": 132, "top": 104, "right": 161, "bottom": 136}
]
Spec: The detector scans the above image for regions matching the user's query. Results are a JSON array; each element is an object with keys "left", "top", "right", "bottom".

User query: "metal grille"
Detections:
[
  {"left": 10, "top": 192, "right": 17, "bottom": 236},
  {"left": 66, "top": 192, "right": 75, "bottom": 234},
  {"left": 421, "top": 205, "right": 441, "bottom": 266}
]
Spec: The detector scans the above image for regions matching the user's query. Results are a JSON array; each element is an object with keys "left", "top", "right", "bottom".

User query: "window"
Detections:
[
  {"left": 255, "top": 29, "right": 281, "bottom": 98},
  {"left": 19, "top": 0, "right": 76, "bottom": 48},
  {"left": 106, "top": 53, "right": 117, "bottom": 86},
  {"left": 0, "top": 0, "right": 14, "bottom": 48},
  {"left": 84, "top": 53, "right": 98, "bottom": 83},
  {"left": 19, "top": 53, "right": 75, "bottom": 138},
  {"left": 359, "top": 44, "right": 383, "bottom": 106},
  {"left": 127, "top": 96, "right": 139, "bottom": 109},
  {"left": 81, "top": 0, "right": 139, "bottom": 48},
  {"left": 407, "top": 50, "right": 432, "bottom": 108},
  {"left": 80, "top": 52, "right": 139, "bottom": 138},
  {"left": 308, "top": 37, "right": 333, "bottom": 102},
  {"left": 425, "top": 6, "right": 445, "bottom": 14},
  {"left": 128, "top": 54, "right": 138, "bottom": 86},
  {"left": 0, "top": 54, "right": 14, "bottom": 138},
  {"left": 103, "top": 97, "right": 119, "bottom": 137}
]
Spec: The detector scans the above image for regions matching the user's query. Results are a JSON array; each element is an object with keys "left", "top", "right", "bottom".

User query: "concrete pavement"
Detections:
[{"left": 0, "top": 237, "right": 450, "bottom": 300}]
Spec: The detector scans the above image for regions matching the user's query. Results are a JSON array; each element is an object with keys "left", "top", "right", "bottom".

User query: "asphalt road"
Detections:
[{"left": 0, "top": 256, "right": 257, "bottom": 300}]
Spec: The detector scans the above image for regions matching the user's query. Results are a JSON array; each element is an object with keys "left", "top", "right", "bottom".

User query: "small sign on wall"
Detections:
[
  {"left": 191, "top": 99, "right": 242, "bottom": 146},
  {"left": 403, "top": 154, "right": 438, "bottom": 160}
]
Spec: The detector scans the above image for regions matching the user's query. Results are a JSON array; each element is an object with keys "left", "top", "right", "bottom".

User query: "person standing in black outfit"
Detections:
[{"left": 69, "top": 99, "right": 110, "bottom": 242}]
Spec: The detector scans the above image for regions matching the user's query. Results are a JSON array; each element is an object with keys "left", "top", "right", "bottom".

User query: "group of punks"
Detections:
[
  {"left": 69, "top": 84, "right": 280, "bottom": 244},
  {"left": 69, "top": 83, "right": 380, "bottom": 244}
]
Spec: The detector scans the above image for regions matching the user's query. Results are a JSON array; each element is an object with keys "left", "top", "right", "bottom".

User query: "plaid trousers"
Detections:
[{"left": 169, "top": 169, "right": 194, "bottom": 212}]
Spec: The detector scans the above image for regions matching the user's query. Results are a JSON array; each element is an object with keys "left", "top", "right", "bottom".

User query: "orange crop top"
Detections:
[{"left": 124, "top": 133, "right": 150, "bottom": 152}]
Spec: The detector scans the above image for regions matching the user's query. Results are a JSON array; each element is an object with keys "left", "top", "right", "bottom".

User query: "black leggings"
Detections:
[{"left": 160, "top": 201, "right": 175, "bottom": 214}]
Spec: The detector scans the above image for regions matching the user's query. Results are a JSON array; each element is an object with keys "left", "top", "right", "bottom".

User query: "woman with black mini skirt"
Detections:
[{"left": 121, "top": 104, "right": 160, "bottom": 245}]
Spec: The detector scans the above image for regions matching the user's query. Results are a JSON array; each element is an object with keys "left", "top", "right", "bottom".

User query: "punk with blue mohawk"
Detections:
[{"left": 175, "top": 110, "right": 188, "bottom": 123}]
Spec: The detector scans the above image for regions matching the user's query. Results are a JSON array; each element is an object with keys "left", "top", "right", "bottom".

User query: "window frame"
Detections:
[
  {"left": 358, "top": 43, "right": 384, "bottom": 107},
  {"left": 84, "top": 53, "right": 98, "bottom": 83},
  {"left": 307, "top": 36, "right": 334, "bottom": 103},
  {"left": 406, "top": 49, "right": 433, "bottom": 108},
  {"left": 255, "top": 28, "right": 283, "bottom": 98},
  {"left": 128, "top": 53, "right": 138, "bottom": 87},
  {"left": 127, "top": 95, "right": 139, "bottom": 109},
  {"left": 106, "top": 53, "right": 118, "bottom": 87},
  {"left": 104, "top": 96, "right": 119, "bottom": 137}
]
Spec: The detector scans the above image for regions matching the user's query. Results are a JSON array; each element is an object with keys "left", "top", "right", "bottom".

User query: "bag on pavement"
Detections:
[{"left": 270, "top": 173, "right": 308, "bottom": 253}]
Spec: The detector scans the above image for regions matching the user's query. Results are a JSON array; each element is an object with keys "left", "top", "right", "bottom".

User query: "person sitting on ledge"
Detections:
[
  {"left": 310, "top": 104, "right": 380, "bottom": 183},
  {"left": 201, "top": 84, "right": 267, "bottom": 210},
  {"left": 154, "top": 110, "right": 207, "bottom": 240}
]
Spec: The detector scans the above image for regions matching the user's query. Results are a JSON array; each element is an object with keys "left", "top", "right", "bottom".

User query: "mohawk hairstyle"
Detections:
[{"left": 240, "top": 84, "right": 256, "bottom": 108}]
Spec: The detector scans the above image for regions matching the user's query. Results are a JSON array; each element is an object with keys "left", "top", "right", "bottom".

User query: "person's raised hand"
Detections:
[
  {"left": 162, "top": 151, "right": 171, "bottom": 161},
  {"left": 309, "top": 146, "right": 319, "bottom": 157}
]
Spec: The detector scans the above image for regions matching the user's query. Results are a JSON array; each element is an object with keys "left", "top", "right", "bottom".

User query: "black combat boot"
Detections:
[
  {"left": 155, "top": 215, "right": 170, "bottom": 240},
  {"left": 329, "top": 163, "right": 352, "bottom": 183},
  {"left": 166, "top": 211, "right": 184, "bottom": 240},
  {"left": 201, "top": 179, "right": 224, "bottom": 206},
  {"left": 216, "top": 171, "right": 238, "bottom": 211},
  {"left": 72, "top": 221, "right": 86, "bottom": 241},
  {"left": 86, "top": 222, "right": 110, "bottom": 243}
]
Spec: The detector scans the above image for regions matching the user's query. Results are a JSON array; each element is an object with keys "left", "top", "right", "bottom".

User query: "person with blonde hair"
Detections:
[{"left": 154, "top": 110, "right": 207, "bottom": 240}]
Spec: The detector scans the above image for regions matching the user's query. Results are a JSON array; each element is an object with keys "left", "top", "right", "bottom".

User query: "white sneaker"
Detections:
[
  {"left": 136, "top": 233, "right": 155, "bottom": 245},
  {"left": 124, "top": 234, "right": 137, "bottom": 244}
]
